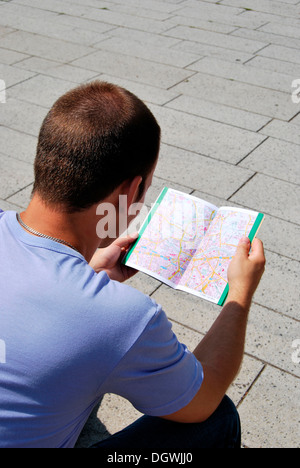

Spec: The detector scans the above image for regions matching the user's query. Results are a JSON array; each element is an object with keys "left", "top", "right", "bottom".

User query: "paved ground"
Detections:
[{"left": 0, "top": 0, "right": 299, "bottom": 449}]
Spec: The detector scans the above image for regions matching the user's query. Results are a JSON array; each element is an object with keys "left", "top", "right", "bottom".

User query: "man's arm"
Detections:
[{"left": 162, "top": 237, "right": 266, "bottom": 424}]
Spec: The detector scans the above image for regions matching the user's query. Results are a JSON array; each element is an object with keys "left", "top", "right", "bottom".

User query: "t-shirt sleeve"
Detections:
[{"left": 101, "top": 305, "right": 204, "bottom": 417}]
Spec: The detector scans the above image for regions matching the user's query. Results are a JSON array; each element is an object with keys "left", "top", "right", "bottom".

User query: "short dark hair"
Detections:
[{"left": 33, "top": 81, "right": 161, "bottom": 212}]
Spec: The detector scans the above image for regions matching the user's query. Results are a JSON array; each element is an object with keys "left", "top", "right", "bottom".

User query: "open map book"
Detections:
[{"left": 124, "top": 188, "right": 264, "bottom": 306}]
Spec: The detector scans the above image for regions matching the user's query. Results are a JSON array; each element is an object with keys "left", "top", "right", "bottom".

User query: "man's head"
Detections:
[{"left": 33, "top": 81, "right": 161, "bottom": 212}]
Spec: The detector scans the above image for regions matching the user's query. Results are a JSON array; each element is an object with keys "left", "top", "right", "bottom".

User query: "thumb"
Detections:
[
  {"left": 249, "top": 238, "right": 265, "bottom": 262},
  {"left": 235, "top": 236, "right": 251, "bottom": 258},
  {"left": 113, "top": 232, "right": 139, "bottom": 249}
]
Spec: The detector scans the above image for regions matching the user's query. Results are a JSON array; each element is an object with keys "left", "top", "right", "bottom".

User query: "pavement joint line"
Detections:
[
  {"left": 235, "top": 136, "right": 269, "bottom": 166},
  {"left": 3, "top": 182, "right": 33, "bottom": 202},
  {"left": 227, "top": 172, "right": 257, "bottom": 201},
  {"left": 236, "top": 365, "right": 267, "bottom": 407}
]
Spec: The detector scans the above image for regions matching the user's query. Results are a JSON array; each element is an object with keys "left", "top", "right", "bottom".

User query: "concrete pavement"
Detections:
[{"left": 0, "top": 0, "right": 299, "bottom": 448}]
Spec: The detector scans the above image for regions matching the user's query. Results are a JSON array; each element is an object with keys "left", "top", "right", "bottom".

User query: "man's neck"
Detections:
[{"left": 20, "top": 195, "right": 102, "bottom": 262}]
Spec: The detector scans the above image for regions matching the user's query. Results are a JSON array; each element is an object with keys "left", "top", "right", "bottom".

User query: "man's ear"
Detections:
[{"left": 126, "top": 176, "right": 143, "bottom": 209}]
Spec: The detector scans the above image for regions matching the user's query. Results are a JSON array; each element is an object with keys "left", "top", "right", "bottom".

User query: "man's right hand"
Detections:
[
  {"left": 227, "top": 237, "right": 266, "bottom": 309},
  {"left": 161, "top": 236, "right": 266, "bottom": 424}
]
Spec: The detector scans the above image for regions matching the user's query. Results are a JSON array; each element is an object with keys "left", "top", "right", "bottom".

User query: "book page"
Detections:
[
  {"left": 179, "top": 207, "right": 263, "bottom": 304},
  {"left": 124, "top": 188, "right": 218, "bottom": 287}
]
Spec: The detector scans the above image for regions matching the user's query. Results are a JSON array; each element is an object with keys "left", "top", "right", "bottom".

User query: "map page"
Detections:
[{"left": 124, "top": 188, "right": 264, "bottom": 305}]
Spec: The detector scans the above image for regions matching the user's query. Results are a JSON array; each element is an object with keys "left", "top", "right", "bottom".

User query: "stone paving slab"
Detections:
[
  {"left": 259, "top": 44, "right": 300, "bottom": 66},
  {"left": 174, "top": 39, "right": 255, "bottom": 63},
  {"left": 93, "top": 36, "right": 199, "bottom": 68},
  {"left": 260, "top": 119, "right": 300, "bottom": 146},
  {"left": 163, "top": 25, "right": 267, "bottom": 53},
  {"left": 14, "top": 57, "right": 101, "bottom": 84},
  {"left": 230, "top": 173, "right": 300, "bottom": 224},
  {"left": 0, "top": 48, "right": 30, "bottom": 66},
  {"left": 191, "top": 57, "right": 296, "bottom": 94},
  {"left": 0, "top": 30, "right": 95, "bottom": 63},
  {"left": 223, "top": 0, "right": 300, "bottom": 17},
  {"left": 291, "top": 114, "right": 300, "bottom": 126},
  {"left": 0, "top": 97, "right": 47, "bottom": 136},
  {"left": 247, "top": 55, "right": 300, "bottom": 77},
  {"left": 5, "top": 183, "right": 33, "bottom": 208},
  {"left": 231, "top": 26, "right": 300, "bottom": 51},
  {"left": 0, "top": 126, "right": 37, "bottom": 165},
  {"left": 239, "top": 138, "right": 300, "bottom": 185},
  {"left": 255, "top": 216, "right": 300, "bottom": 264},
  {"left": 0, "top": 63, "right": 35, "bottom": 89},
  {"left": 0, "top": 151, "right": 33, "bottom": 200},
  {"left": 238, "top": 366, "right": 299, "bottom": 449},
  {"left": 167, "top": 94, "right": 271, "bottom": 132},
  {"left": 148, "top": 105, "right": 267, "bottom": 164},
  {"left": 154, "top": 144, "right": 255, "bottom": 199},
  {"left": 72, "top": 50, "right": 194, "bottom": 89},
  {"left": 8, "top": 74, "right": 77, "bottom": 108},
  {"left": 172, "top": 74, "right": 298, "bottom": 120},
  {"left": 0, "top": 0, "right": 299, "bottom": 449},
  {"left": 253, "top": 251, "right": 300, "bottom": 320}
]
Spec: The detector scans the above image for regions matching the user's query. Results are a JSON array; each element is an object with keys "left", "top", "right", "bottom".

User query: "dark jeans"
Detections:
[{"left": 92, "top": 395, "right": 241, "bottom": 449}]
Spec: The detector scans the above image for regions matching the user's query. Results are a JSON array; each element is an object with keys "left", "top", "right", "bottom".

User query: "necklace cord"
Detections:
[{"left": 16, "top": 213, "right": 80, "bottom": 254}]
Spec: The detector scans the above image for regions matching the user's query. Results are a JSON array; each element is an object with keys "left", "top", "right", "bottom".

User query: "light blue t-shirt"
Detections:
[{"left": 0, "top": 210, "right": 203, "bottom": 448}]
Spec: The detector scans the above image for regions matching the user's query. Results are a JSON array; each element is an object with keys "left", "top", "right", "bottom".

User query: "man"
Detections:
[{"left": 0, "top": 82, "right": 265, "bottom": 448}]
